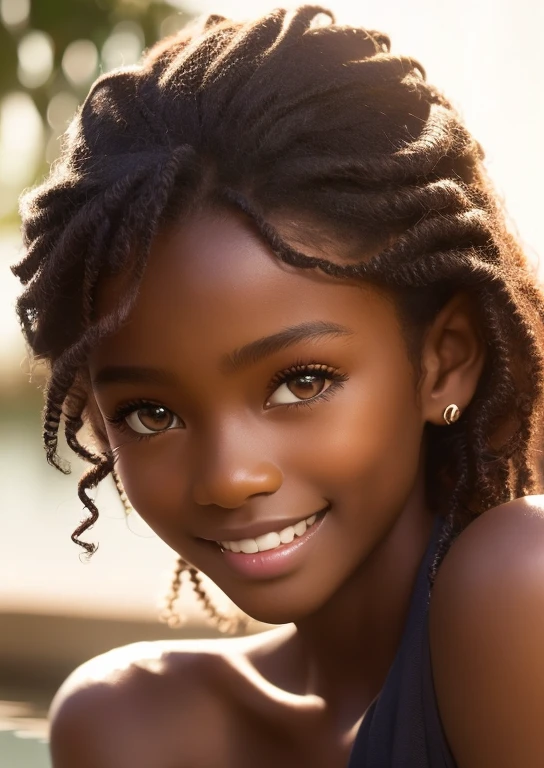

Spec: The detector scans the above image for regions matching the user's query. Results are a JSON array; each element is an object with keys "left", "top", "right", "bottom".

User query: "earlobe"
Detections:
[{"left": 420, "top": 293, "right": 485, "bottom": 425}]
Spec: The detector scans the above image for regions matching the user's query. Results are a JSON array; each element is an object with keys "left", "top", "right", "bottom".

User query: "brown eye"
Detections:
[
  {"left": 287, "top": 375, "right": 326, "bottom": 400},
  {"left": 125, "top": 406, "right": 181, "bottom": 434},
  {"left": 267, "top": 373, "right": 331, "bottom": 406}
]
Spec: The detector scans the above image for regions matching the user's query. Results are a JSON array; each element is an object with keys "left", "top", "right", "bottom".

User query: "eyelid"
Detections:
[{"left": 268, "top": 362, "right": 343, "bottom": 390}]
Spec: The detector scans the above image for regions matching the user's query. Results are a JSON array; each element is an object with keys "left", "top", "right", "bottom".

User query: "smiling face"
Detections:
[{"left": 88, "top": 206, "right": 431, "bottom": 625}]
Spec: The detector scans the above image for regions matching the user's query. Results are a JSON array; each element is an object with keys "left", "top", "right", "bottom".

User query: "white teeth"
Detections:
[
  {"left": 255, "top": 531, "right": 281, "bottom": 552},
  {"left": 279, "top": 526, "right": 295, "bottom": 544},
  {"left": 239, "top": 538, "right": 259, "bottom": 554},
  {"left": 220, "top": 512, "right": 321, "bottom": 553}
]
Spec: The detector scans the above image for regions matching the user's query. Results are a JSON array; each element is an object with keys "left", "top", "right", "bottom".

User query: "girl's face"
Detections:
[{"left": 89, "top": 208, "right": 429, "bottom": 625}]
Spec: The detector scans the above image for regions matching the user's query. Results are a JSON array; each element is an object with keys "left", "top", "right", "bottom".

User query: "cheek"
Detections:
[
  {"left": 302, "top": 361, "right": 424, "bottom": 505},
  {"left": 110, "top": 432, "right": 190, "bottom": 538}
]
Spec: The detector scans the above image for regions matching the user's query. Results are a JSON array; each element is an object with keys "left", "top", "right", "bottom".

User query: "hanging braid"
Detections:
[
  {"left": 159, "top": 557, "right": 248, "bottom": 634},
  {"left": 12, "top": 6, "right": 544, "bottom": 601}
]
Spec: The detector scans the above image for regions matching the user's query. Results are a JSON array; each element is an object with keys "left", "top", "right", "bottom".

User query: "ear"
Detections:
[{"left": 419, "top": 292, "right": 485, "bottom": 425}]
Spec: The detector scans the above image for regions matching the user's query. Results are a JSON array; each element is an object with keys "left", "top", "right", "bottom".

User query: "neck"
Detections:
[{"left": 288, "top": 493, "right": 435, "bottom": 729}]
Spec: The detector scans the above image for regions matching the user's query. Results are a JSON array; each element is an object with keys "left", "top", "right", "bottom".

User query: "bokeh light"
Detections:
[
  {"left": 0, "top": 0, "right": 30, "bottom": 28},
  {"left": 46, "top": 91, "right": 79, "bottom": 131},
  {"left": 17, "top": 30, "right": 54, "bottom": 89},
  {"left": 45, "top": 91, "right": 80, "bottom": 164},
  {"left": 160, "top": 11, "right": 187, "bottom": 38},
  {"left": 101, "top": 20, "right": 145, "bottom": 71},
  {"left": 62, "top": 39, "right": 99, "bottom": 87},
  {"left": 0, "top": 92, "right": 43, "bottom": 214}
]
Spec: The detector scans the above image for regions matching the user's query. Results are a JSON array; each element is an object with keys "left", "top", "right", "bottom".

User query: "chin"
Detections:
[
  {"left": 229, "top": 585, "right": 331, "bottom": 627},
  {"left": 241, "top": 604, "right": 299, "bottom": 627}
]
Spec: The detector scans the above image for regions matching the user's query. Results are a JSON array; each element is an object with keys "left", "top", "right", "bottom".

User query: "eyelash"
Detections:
[{"left": 105, "top": 362, "right": 349, "bottom": 440}]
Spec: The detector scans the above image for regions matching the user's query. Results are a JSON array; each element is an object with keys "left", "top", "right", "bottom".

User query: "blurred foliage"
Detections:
[
  {"left": 0, "top": 0, "right": 190, "bottom": 114},
  {"left": 0, "top": 0, "right": 192, "bottom": 224}
]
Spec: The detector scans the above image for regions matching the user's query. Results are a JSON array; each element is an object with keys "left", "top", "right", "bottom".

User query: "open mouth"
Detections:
[{"left": 217, "top": 506, "right": 329, "bottom": 555}]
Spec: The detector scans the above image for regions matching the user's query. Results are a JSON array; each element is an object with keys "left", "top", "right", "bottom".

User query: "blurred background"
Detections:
[{"left": 1, "top": 0, "right": 543, "bottom": 765}]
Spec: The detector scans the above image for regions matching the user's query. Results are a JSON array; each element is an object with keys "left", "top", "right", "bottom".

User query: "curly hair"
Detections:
[{"left": 12, "top": 6, "right": 544, "bottom": 580}]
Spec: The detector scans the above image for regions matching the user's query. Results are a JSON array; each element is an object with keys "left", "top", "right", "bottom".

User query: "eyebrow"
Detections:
[
  {"left": 92, "top": 320, "right": 353, "bottom": 389},
  {"left": 92, "top": 365, "right": 179, "bottom": 390},
  {"left": 221, "top": 320, "right": 353, "bottom": 373}
]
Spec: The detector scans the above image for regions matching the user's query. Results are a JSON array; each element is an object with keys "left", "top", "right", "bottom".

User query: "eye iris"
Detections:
[
  {"left": 138, "top": 406, "right": 172, "bottom": 431},
  {"left": 288, "top": 374, "right": 324, "bottom": 400}
]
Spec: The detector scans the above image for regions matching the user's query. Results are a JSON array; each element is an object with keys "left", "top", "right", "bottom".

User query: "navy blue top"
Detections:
[{"left": 348, "top": 516, "right": 457, "bottom": 767}]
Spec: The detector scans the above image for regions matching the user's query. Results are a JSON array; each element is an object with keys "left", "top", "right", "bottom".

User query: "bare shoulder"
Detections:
[
  {"left": 49, "top": 638, "right": 218, "bottom": 768},
  {"left": 429, "top": 495, "right": 544, "bottom": 767},
  {"left": 49, "top": 628, "right": 285, "bottom": 768}
]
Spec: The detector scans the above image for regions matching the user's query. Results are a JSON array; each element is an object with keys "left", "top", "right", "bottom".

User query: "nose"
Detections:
[{"left": 191, "top": 424, "right": 283, "bottom": 509}]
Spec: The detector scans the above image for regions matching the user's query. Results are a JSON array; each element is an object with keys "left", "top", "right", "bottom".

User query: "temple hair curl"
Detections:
[{"left": 12, "top": 5, "right": 544, "bottom": 578}]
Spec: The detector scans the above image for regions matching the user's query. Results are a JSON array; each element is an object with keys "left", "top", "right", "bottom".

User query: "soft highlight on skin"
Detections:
[{"left": 11, "top": 5, "right": 544, "bottom": 591}]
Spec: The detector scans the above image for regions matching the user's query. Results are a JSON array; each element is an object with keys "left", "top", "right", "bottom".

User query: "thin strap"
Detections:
[
  {"left": 348, "top": 515, "right": 448, "bottom": 766},
  {"left": 421, "top": 616, "right": 456, "bottom": 766}
]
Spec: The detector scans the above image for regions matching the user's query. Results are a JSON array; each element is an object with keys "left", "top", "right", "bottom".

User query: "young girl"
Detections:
[{"left": 12, "top": 6, "right": 544, "bottom": 767}]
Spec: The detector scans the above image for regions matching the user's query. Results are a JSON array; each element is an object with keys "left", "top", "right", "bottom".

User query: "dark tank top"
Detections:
[{"left": 348, "top": 515, "right": 457, "bottom": 767}]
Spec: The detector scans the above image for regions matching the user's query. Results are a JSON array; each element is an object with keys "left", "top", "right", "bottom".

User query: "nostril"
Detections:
[{"left": 192, "top": 463, "right": 283, "bottom": 508}]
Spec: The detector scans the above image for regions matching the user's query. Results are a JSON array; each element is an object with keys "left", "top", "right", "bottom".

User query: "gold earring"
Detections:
[
  {"left": 110, "top": 470, "right": 250, "bottom": 635},
  {"left": 443, "top": 403, "right": 461, "bottom": 425}
]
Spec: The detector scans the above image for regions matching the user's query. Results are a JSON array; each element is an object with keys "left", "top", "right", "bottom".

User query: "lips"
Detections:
[{"left": 218, "top": 509, "right": 328, "bottom": 580}]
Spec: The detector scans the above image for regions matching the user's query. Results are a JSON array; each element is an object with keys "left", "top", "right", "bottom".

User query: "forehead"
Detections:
[{"left": 92, "top": 207, "right": 400, "bottom": 367}]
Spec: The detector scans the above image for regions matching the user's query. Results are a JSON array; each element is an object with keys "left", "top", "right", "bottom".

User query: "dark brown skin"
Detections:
[{"left": 49, "top": 208, "right": 544, "bottom": 767}]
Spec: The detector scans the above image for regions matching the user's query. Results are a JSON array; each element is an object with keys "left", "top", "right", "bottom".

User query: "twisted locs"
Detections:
[{"left": 160, "top": 561, "right": 250, "bottom": 635}]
